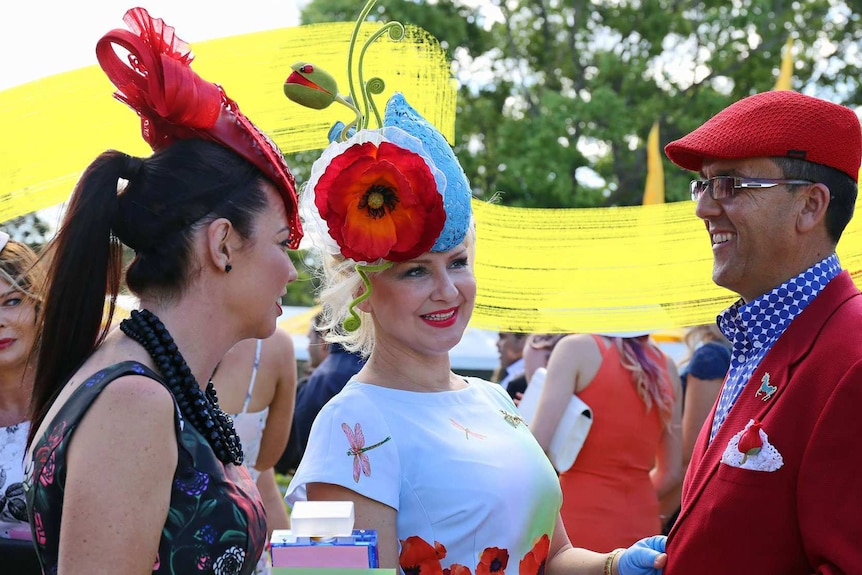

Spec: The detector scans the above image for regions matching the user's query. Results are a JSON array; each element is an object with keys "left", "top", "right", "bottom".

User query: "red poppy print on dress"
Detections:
[
  {"left": 444, "top": 565, "right": 473, "bottom": 575},
  {"left": 400, "top": 536, "right": 447, "bottom": 575},
  {"left": 315, "top": 141, "right": 445, "bottom": 262},
  {"left": 477, "top": 546, "right": 509, "bottom": 574},
  {"left": 519, "top": 534, "right": 550, "bottom": 575}
]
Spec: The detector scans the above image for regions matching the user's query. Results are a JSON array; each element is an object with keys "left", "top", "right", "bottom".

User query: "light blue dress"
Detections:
[{"left": 286, "top": 377, "right": 562, "bottom": 574}]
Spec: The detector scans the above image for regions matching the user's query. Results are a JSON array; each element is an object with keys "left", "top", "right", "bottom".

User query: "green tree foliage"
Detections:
[
  {"left": 300, "top": 0, "right": 495, "bottom": 57},
  {"left": 296, "top": 0, "right": 862, "bottom": 207},
  {"left": 282, "top": 249, "right": 321, "bottom": 306}
]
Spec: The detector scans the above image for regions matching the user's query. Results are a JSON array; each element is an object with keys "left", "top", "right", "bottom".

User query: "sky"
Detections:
[{"left": 1, "top": 0, "right": 307, "bottom": 90}]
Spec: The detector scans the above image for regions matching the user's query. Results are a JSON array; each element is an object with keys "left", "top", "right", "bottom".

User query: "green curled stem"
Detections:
[
  {"left": 346, "top": 0, "right": 379, "bottom": 128},
  {"left": 365, "top": 77, "right": 386, "bottom": 129},
  {"left": 343, "top": 262, "right": 393, "bottom": 332},
  {"left": 334, "top": 95, "right": 363, "bottom": 140},
  {"left": 358, "top": 21, "right": 405, "bottom": 128}
]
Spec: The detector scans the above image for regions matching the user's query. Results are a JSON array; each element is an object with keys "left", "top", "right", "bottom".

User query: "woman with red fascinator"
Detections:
[{"left": 24, "top": 8, "right": 302, "bottom": 575}]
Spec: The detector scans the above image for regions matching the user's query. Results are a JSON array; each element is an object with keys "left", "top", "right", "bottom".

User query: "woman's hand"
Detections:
[{"left": 617, "top": 535, "right": 667, "bottom": 575}]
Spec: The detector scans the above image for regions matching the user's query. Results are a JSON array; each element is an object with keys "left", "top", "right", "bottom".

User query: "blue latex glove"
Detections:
[{"left": 618, "top": 535, "right": 667, "bottom": 575}]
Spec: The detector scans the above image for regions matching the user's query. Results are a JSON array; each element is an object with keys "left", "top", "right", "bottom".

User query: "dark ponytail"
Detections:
[
  {"left": 28, "top": 139, "right": 270, "bottom": 447},
  {"left": 28, "top": 151, "right": 125, "bottom": 446},
  {"left": 116, "top": 140, "right": 267, "bottom": 299}
]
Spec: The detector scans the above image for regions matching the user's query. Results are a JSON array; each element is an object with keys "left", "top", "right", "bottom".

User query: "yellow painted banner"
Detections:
[
  {"left": 0, "top": 22, "right": 456, "bottom": 222},
  {"left": 4, "top": 23, "right": 862, "bottom": 334},
  {"left": 470, "top": 195, "right": 862, "bottom": 332}
]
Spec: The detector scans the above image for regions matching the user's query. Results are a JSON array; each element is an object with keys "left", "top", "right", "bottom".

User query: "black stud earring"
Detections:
[{"left": 225, "top": 264, "right": 232, "bottom": 273}]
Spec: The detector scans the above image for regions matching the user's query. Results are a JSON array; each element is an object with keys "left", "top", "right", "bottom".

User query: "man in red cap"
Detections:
[{"left": 663, "top": 90, "right": 862, "bottom": 574}]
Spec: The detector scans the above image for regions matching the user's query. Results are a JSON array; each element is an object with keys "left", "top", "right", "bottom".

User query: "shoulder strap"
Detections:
[
  {"left": 241, "top": 339, "right": 263, "bottom": 413},
  {"left": 44, "top": 361, "right": 175, "bottom": 441},
  {"left": 90, "top": 360, "right": 165, "bottom": 388},
  {"left": 590, "top": 333, "right": 612, "bottom": 354}
]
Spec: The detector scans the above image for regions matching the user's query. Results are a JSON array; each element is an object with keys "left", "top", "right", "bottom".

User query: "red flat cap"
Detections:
[{"left": 665, "top": 90, "right": 862, "bottom": 180}]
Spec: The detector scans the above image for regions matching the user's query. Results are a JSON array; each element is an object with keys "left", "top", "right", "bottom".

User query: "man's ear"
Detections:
[
  {"left": 206, "top": 218, "right": 235, "bottom": 271},
  {"left": 796, "top": 182, "right": 831, "bottom": 234}
]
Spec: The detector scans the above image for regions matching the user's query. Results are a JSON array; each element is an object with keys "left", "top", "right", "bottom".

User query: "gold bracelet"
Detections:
[{"left": 603, "top": 548, "right": 624, "bottom": 575}]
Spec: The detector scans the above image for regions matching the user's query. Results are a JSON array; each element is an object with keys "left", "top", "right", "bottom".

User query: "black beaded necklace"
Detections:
[{"left": 119, "top": 309, "right": 244, "bottom": 465}]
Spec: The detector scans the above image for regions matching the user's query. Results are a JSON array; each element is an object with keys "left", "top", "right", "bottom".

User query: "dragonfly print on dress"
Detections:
[
  {"left": 342, "top": 422, "right": 392, "bottom": 483},
  {"left": 449, "top": 418, "right": 486, "bottom": 440}
]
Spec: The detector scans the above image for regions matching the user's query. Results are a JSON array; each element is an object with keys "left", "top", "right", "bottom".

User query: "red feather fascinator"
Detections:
[{"left": 96, "top": 7, "right": 302, "bottom": 247}]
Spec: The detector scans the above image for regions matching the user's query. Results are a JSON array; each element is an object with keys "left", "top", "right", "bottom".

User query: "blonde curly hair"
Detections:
[{"left": 315, "top": 222, "right": 477, "bottom": 358}]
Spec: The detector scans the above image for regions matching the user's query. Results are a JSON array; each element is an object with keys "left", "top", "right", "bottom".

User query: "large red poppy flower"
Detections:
[
  {"left": 400, "top": 536, "right": 447, "bottom": 575},
  {"left": 477, "top": 547, "right": 509, "bottom": 574},
  {"left": 315, "top": 141, "right": 445, "bottom": 262},
  {"left": 519, "top": 534, "right": 550, "bottom": 575}
]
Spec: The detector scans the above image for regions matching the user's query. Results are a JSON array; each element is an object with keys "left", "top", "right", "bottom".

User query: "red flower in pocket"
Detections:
[
  {"left": 477, "top": 547, "right": 509, "bottom": 574},
  {"left": 738, "top": 420, "right": 763, "bottom": 464},
  {"left": 400, "top": 536, "right": 447, "bottom": 575},
  {"left": 315, "top": 141, "right": 445, "bottom": 262},
  {"left": 519, "top": 534, "right": 550, "bottom": 575}
]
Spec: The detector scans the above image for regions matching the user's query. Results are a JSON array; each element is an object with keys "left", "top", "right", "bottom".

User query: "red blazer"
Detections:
[{"left": 666, "top": 271, "right": 862, "bottom": 575}]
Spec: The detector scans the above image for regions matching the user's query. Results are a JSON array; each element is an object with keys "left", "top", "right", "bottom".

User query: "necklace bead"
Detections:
[{"left": 120, "top": 309, "right": 244, "bottom": 465}]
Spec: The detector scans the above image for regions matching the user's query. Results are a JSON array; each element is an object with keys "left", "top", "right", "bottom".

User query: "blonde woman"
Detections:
[{"left": 283, "top": 81, "right": 667, "bottom": 572}]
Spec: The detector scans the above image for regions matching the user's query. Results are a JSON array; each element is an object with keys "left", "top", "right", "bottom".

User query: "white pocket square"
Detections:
[{"left": 720, "top": 418, "right": 784, "bottom": 472}]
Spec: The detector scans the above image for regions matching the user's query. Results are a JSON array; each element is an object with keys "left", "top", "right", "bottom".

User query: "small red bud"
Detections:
[{"left": 738, "top": 421, "right": 763, "bottom": 463}]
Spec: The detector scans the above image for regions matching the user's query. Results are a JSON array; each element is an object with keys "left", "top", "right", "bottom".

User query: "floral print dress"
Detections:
[
  {"left": 25, "top": 361, "right": 266, "bottom": 575},
  {"left": 286, "top": 378, "right": 562, "bottom": 575}
]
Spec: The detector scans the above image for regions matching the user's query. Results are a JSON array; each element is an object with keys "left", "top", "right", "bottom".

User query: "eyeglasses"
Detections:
[{"left": 690, "top": 176, "right": 814, "bottom": 201}]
